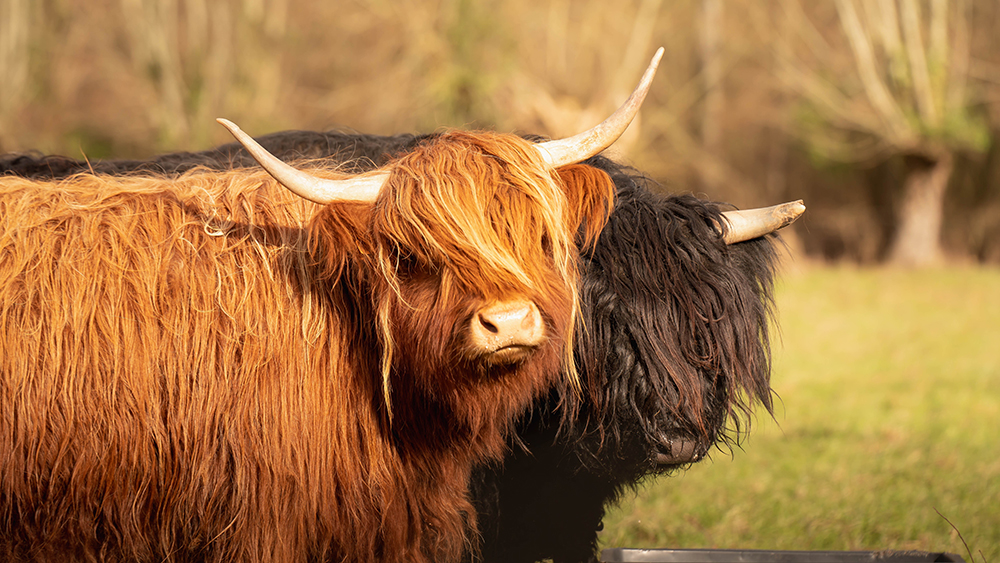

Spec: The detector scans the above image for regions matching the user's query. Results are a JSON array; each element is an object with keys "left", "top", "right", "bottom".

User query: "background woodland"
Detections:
[{"left": 3, "top": 0, "right": 1000, "bottom": 265}]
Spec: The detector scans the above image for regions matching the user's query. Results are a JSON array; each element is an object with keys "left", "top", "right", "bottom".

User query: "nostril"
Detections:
[
  {"left": 478, "top": 314, "right": 500, "bottom": 334},
  {"left": 520, "top": 308, "right": 540, "bottom": 331}
]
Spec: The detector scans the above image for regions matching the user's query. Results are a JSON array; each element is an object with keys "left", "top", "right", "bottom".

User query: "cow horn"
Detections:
[
  {"left": 534, "top": 47, "right": 664, "bottom": 168},
  {"left": 721, "top": 200, "right": 806, "bottom": 244},
  {"left": 216, "top": 118, "right": 388, "bottom": 204}
]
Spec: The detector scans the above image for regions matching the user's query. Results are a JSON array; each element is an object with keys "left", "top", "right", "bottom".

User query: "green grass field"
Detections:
[{"left": 599, "top": 265, "right": 1000, "bottom": 562}]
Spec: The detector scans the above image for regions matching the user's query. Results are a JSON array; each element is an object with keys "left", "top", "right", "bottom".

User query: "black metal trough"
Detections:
[{"left": 601, "top": 549, "right": 965, "bottom": 563}]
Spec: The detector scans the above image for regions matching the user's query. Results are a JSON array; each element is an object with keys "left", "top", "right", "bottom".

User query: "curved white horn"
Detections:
[
  {"left": 217, "top": 118, "right": 388, "bottom": 204},
  {"left": 721, "top": 200, "right": 805, "bottom": 244},
  {"left": 535, "top": 47, "right": 664, "bottom": 168}
]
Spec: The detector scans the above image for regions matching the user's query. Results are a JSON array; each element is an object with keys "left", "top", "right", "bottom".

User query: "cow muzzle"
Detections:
[
  {"left": 654, "top": 437, "right": 704, "bottom": 466},
  {"left": 470, "top": 300, "right": 545, "bottom": 365}
]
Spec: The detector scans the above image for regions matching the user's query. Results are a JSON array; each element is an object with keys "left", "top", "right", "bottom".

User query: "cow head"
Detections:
[
  {"left": 565, "top": 165, "right": 801, "bottom": 478},
  {"left": 362, "top": 131, "right": 615, "bottom": 450}
]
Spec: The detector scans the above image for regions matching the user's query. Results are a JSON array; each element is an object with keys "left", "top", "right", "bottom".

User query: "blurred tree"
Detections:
[
  {"left": 774, "top": 0, "right": 990, "bottom": 265},
  {"left": 699, "top": 0, "right": 723, "bottom": 160},
  {"left": 433, "top": 0, "right": 512, "bottom": 126},
  {"left": 0, "top": 0, "right": 36, "bottom": 150},
  {"left": 117, "top": 0, "right": 289, "bottom": 149},
  {"left": 496, "top": 0, "right": 664, "bottom": 156}
]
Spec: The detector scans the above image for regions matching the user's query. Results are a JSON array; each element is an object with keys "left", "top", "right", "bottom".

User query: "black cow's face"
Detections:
[{"left": 570, "top": 171, "right": 778, "bottom": 476}]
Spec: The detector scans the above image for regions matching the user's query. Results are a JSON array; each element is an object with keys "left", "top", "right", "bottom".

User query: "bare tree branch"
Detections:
[
  {"left": 775, "top": 51, "right": 884, "bottom": 134},
  {"left": 872, "top": 0, "right": 903, "bottom": 55},
  {"left": 615, "top": 0, "right": 664, "bottom": 96},
  {"left": 969, "top": 58, "right": 1000, "bottom": 85},
  {"left": 0, "top": 0, "right": 33, "bottom": 148},
  {"left": 777, "top": 0, "right": 834, "bottom": 65},
  {"left": 929, "top": 0, "right": 949, "bottom": 84},
  {"left": 648, "top": 112, "right": 763, "bottom": 198},
  {"left": 866, "top": 0, "right": 911, "bottom": 89},
  {"left": 834, "top": 0, "right": 912, "bottom": 141},
  {"left": 700, "top": 0, "right": 724, "bottom": 155},
  {"left": 545, "top": 0, "right": 569, "bottom": 79},
  {"left": 947, "top": 0, "right": 971, "bottom": 113},
  {"left": 119, "top": 0, "right": 191, "bottom": 145},
  {"left": 899, "top": 0, "right": 940, "bottom": 126}
]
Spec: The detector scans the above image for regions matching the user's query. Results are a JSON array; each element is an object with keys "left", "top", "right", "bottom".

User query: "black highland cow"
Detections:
[
  {"left": 3, "top": 131, "right": 789, "bottom": 563},
  {"left": 471, "top": 157, "right": 779, "bottom": 563}
]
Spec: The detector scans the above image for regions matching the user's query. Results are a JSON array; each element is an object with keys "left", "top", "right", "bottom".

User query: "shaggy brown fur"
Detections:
[{"left": 0, "top": 131, "right": 615, "bottom": 563}]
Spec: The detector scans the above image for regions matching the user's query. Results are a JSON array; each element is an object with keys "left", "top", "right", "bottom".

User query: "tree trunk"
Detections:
[{"left": 886, "top": 151, "right": 954, "bottom": 266}]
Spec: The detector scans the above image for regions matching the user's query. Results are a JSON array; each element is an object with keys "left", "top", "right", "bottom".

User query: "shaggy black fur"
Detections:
[
  {"left": 0, "top": 130, "right": 422, "bottom": 177},
  {"left": 2, "top": 132, "right": 780, "bottom": 563},
  {"left": 471, "top": 158, "right": 778, "bottom": 563}
]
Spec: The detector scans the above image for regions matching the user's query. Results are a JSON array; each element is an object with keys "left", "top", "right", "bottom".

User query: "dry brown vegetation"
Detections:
[{"left": 3, "top": 0, "right": 1000, "bottom": 263}]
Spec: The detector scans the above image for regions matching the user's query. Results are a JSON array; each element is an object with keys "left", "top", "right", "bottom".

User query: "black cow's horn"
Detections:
[
  {"left": 721, "top": 200, "right": 806, "bottom": 244},
  {"left": 534, "top": 47, "right": 664, "bottom": 168},
  {"left": 217, "top": 118, "right": 388, "bottom": 204}
]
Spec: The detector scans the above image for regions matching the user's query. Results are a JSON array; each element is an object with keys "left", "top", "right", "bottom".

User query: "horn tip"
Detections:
[
  {"left": 776, "top": 200, "right": 806, "bottom": 229},
  {"left": 787, "top": 200, "right": 806, "bottom": 219},
  {"left": 216, "top": 118, "right": 239, "bottom": 133},
  {"left": 643, "top": 48, "right": 665, "bottom": 78}
]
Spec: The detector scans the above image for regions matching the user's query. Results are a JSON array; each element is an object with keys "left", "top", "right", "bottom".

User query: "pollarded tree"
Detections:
[{"left": 775, "top": 0, "right": 989, "bottom": 265}]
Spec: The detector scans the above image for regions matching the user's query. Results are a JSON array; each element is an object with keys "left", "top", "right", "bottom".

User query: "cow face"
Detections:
[
  {"left": 332, "top": 132, "right": 615, "bottom": 452},
  {"left": 573, "top": 176, "right": 778, "bottom": 475},
  {"left": 293, "top": 130, "right": 615, "bottom": 457}
]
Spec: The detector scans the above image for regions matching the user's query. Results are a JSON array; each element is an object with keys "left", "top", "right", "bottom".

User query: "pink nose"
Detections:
[{"left": 469, "top": 300, "right": 545, "bottom": 361}]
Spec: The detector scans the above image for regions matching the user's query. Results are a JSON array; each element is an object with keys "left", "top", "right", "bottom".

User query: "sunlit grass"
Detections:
[{"left": 599, "top": 265, "right": 1000, "bottom": 562}]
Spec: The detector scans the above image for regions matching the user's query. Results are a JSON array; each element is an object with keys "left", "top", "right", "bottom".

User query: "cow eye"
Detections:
[
  {"left": 394, "top": 252, "right": 433, "bottom": 281},
  {"left": 395, "top": 252, "right": 417, "bottom": 273}
]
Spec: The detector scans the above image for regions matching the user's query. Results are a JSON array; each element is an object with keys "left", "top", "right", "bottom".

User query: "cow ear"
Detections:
[
  {"left": 554, "top": 164, "right": 616, "bottom": 251},
  {"left": 309, "top": 202, "right": 376, "bottom": 282}
]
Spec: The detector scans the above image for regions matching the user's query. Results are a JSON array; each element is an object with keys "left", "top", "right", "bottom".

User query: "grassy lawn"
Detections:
[{"left": 599, "top": 265, "right": 1000, "bottom": 562}]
